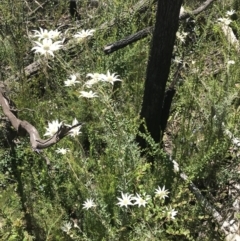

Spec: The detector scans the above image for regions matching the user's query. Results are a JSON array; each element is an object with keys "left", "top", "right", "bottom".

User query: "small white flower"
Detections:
[
  {"left": 49, "top": 29, "right": 61, "bottom": 40},
  {"left": 85, "top": 73, "right": 104, "bottom": 88},
  {"left": 79, "top": 90, "right": 98, "bottom": 98},
  {"left": 132, "top": 193, "right": 151, "bottom": 207},
  {"left": 101, "top": 71, "right": 121, "bottom": 85},
  {"left": 32, "top": 28, "right": 52, "bottom": 40},
  {"left": 218, "top": 17, "right": 232, "bottom": 26},
  {"left": 227, "top": 60, "right": 235, "bottom": 65},
  {"left": 56, "top": 148, "right": 69, "bottom": 155},
  {"left": 32, "top": 39, "right": 62, "bottom": 57},
  {"left": 44, "top": 120, "right": 62, "bottom": 137},
  {"left": 64, "top": 74, "right": 80, "bottom": 87},
  {"left": 155, "top": 186, "right": 169, "bottom": 200},
  {"left": 226, "top": 10, "right": 235, "bottom": 16},
  {"left": 172, "top": 57, "right": 182, "bottom": 64},
  {"left": 165, "top": 207, "right": 178, "bottom": 220},
  {"left": 117, "top": 192, "right": 134, "bottom": 207},
  {"left": 83, "top": 198, "right": 96, "bottom": 210},
  {"left": 176, "top": 31, "right": 188, "bottom": 43},
  {"left": 61, "top": 221, "right": 72, "bottom": 234},
  {"left": 68, "top": 118, "right": 82, "bottom": 137},
  {"left": 74, "top": 29, "right": 95, "bottom": 42}
]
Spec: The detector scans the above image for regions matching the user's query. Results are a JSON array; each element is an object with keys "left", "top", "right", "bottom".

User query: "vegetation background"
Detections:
[{"left": 0, "top": 0, "right": 240, "bottom": 240}]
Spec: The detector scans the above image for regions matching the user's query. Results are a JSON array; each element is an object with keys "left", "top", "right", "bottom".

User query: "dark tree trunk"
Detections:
[
  {"left": 69, "top": 0, "right": 79, "bottom": 19},
  {"left": 137, "top": 0, "right": 183, "bottom": 149}
]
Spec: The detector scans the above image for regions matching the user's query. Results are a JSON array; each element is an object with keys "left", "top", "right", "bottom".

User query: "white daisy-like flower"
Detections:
[
  {"left": 69, "top": 118, "right": 82, "bottom": 137},
  {"left": 74, "top": 29, "right": 95, "bottom": 42},
  {"left": 79, "top": 90, "right": 98, "bottom": 98},
  {"left": 49, "top": 29, "right": 61, "bottom": 40},
  {"left": 32, "top": 39, "right": 62, "bottom": 57},
  {"left": 132, "top": 193, "right": 151, "bottom": 207},
  {"left": 83, "top": 198, "right": 96, "bottom": 210},
  {"left": 56, "top": 148, "right": 69, "bottom": 155},
  {"left": 85, "top": 73, "right": 104, "bottom": 88},
  {"left": 172, "top": 57, "right": 182, "bottom": 64},
  {"left": 101, "top": 71, "right": 122, "bottom": 85},
  {"left": 32, "top": 28, "right": 52, "bottom": 40},
  {"left": 218, "top": 17, "right": 232, "bottom": 26},
  {"left": 226, "top": 9, "right": 235, "bottom": 16},
  {"left": 61, "top": 221, "right": 72, "bottom": 234},
  {"left": 165, "top": 207, "right": 178, "bottom": 220},
  {"left": 176, "top": 31, "right": 188, "bottom": 43},
  {"left": 44, "top": 120, "right": 62, "bottom": 137},
  {"left": 64, "top": 74, "right": 80, "bottom": 87},
  {"left": 155, "top": 186, "right": 169, "bottom": 200},
  {"left": 117, "top": 192, "right": 134, "bottom": 207}
]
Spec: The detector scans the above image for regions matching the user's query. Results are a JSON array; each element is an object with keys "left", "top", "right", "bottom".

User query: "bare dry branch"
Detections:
[
  {"left": 172, "top": 159, "right": 240, "bottom": 238},
  {"left": 219, "top": 23, "right": 240, "bottom": 52},
  {"left": 179, "top": 0, "right": 216, "bottom": 20},
  {"left": 0, "top": 87, "right": 82, "bottom": 150}
]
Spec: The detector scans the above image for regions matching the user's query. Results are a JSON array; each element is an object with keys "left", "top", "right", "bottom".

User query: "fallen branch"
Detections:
[
  {"left": 219, "top": 23, "right": 240, "bottom": 52},
  {"left": 104, "top": 27, "right": 153, "bottom": 54},
  {"left": 179, "top": 0, "right": 216, "bottom": 20},
  {"left": 0, "top": 86, "right": 81, "bottom": 150},
  {"left": 171, "top": 159, "right": 240, "bottom": 239},
  {"left": 103, "top": 0, "right": 216, "bottom": 54}
]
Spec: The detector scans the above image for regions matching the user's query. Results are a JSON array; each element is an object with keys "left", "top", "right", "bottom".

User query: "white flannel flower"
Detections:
[
  {"left": 32, "top": 39, "right": 62, "bottom": 57},
  {"left": 49, "top": 29, "right": 61, "bottom": 40},
  {"left": 155, "top": 186, "right": 169, "bottom": 200},
  {"left": 132, "top": 193, "right": 151, "bottom": 207},
  {"left": 226, "top": 10, "right": 235, "bottom": 16},
  {"left": 32, "top": 28, "right": 52, "bottom": 40},
  {"left": 101, "top": 71, "right": 122, "bottom": 85},
  {"left": 85, "top": 73, "right": 104, "bottom": 88},
  {"left": 44, "top": 120, "right": 62, "bottom": 137},
  {"left": 64, "top": 74, "right": 80, "bottom": 87},
  {"left": 165, "top": 207, "right": 178, "bottom": 220},
  {"left": 79, "top": 90, "right": 98, "bottom": 98},
  {"left": 56, "top": 148, "right": 69, "bottom": 155},
  {"left": 117, "top": 192, "right": 134, "bottom": 207},
  {"left": 83, "top": 198, "right": 96, "bottom": 210},
  {"left": 69, "top": 118, "right": 82, "bottom": 137},
  {"left": 218, "top": 17, "right": 232, "bottom": 26},
  {"left": 61, "top": 222, "right": 72, "bottom": 234},
  {"left": 176, "top": 31, "right": 188, "bottom": 43},
  {"left": 74, "top": 29, "right": 95, "bottom": 42},
  {"left": 172, "top": 57, "right": 182, "bottom": 64}
]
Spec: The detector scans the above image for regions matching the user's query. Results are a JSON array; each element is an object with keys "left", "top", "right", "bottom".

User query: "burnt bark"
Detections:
[
  {"left": 137, "top": 0, "right": 183, "bottom": 149},
  {"left": 69, "top": 0, "right": 80, "bottom": 20}
]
